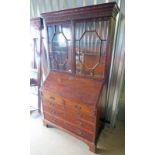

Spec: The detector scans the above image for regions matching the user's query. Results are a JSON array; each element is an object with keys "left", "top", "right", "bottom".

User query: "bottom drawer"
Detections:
[
  {"left": 63, "top": 121, "right": 94, "bottom": 142},
  {"left": 44, "top": 112, "right": 64, "bottom": 127},
  {"left": 44, "top": 111, "right": 95, "bottom": 142},
  {"left": 66, "top": 114, "right": 95, "bottom": 132}
]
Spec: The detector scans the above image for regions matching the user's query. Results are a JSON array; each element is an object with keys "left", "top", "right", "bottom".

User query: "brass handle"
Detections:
[
  {"left": 50, "top": 96, "right": 55, "bottom": 100},
  {"left": 75, "top": 105, "right": 81, "bottom": 110}
]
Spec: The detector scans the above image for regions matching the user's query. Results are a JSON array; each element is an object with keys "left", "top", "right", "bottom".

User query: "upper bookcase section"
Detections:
[{"left": 41, "top": 2, "right": 119, "bottom": 25}]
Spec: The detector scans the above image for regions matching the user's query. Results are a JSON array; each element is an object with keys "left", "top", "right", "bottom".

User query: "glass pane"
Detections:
[
  {"left": 48, "top": 26, "right": 55, "bottom": 44},
  {"left": 96, "top": 20, "right": 109, "bottom": 40},
  {"left": 79, "top": 32, "right": 101, "bottom": 69},
  {"left": 62, "top": 24, "right": 71, "bottom": 40},
  {"left": 75, "top": 20, "right": 108, "bottom": 78},
  {"left": 48, "top": 24, "right": 72, "bottom": 72}
]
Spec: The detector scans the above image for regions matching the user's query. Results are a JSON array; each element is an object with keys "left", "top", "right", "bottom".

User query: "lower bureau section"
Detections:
[
  {"left": 44, "top": 111, "right": 95, "bottom": 142},
  {"left": 41, "top": 72, "right": 104, "bottom": 153}
]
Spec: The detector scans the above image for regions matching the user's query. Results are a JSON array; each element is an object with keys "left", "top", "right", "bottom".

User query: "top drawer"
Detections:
[{"left": 41, "top": 90, "right": 65, "bottom": 105}]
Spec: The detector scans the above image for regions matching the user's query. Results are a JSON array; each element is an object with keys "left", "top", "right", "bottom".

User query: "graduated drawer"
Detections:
[
  {"left": 41, "top": 90, "right": 65, "bottom": 106},
  {"left": 63, "top": 98, "right": 95, "bottom": 116},
  {"left": 44, "top": 111, "right": 64, "bottom": 127},
  {"left": 44, "top": 112, "right": 94, "bottom": 142},
  {"left": 63, "top": 120, "right": 95, "bottom": 142},
  {"left": 42, "top": 97, "right": 65, "bottom": 112},
  {"left": 43, "top": 104, "right": 65, "bottom": 119},
  {"left": 65, "top": 112, "right": 96, "bottom": 133},
  {"left": 65, "top": 107, "right": 96, "bottom": 123}
]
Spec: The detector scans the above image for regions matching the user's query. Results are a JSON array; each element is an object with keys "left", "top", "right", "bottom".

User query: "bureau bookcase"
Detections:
[{"left": 40, "top": 2, "right": 119, "bottom": 153}]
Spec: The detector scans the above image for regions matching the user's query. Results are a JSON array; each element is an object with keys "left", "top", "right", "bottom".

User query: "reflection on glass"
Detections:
[
  {"left": 48, "top": 24, "right": 72, "bottom": 72},
  {"left": 62, "top": 27, "right": 71, "bottom": 40},
  {"left": 52, "top": 33, "right": 67, "bottom": 67},
  {"left": 75, "top": 20, "right": 108, "bottom": 78}
]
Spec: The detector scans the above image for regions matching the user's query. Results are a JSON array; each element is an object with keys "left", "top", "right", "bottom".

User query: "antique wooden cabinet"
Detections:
[{"left": 40, "top": 2, "right": 119, "bottom": 153}]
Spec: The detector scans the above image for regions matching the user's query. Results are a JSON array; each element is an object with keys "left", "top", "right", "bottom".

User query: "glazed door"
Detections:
[
  {"left": 74, "top": 19, "right": 109, "bottom": 79},
  {"left": 47, "top": 22, "right": 72, "bottom": 73}
]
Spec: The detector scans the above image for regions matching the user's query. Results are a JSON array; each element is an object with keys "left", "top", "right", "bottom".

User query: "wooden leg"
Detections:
[
  {"left": 43, "top": 120, "right": 48, "bottom": 127},
  {"left": 88, "top": 142, "right": 96, "bottom": 153}
]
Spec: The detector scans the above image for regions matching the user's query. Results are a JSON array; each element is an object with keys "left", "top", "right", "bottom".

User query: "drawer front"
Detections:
[
  {"left": 44, "top": 112, "right": 64, "bottom": 127},
  {"left": 65, "top": 111, "right": 95, "bottom": 132},
  {"left": 65, "top": 108, "right": 96, "bottom": 123},
  {"left": 44, "top": 112, "right": 94, "bottom": 142},
  {"left": 43, "top": 104, "right": 65, "bottom": 119},
  {"left": 64, "top": 99, "right": 95, "bottom": 115},
  {"left": 63, "top": 121, "right": 94, "bottom": 142},
  {"left": 41, "top": 90, "right": 65, "bottom": 106},
  {"left": 42, "top": 98, "right": 65, "bottom": 112}
]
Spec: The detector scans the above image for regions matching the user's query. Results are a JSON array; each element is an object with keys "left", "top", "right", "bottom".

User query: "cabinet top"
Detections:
[
  {"left": 42, "top": 72, "right": 104, "bottom": 106},
  {"left": 41, "top": 2, "right": 119, "bottom": 24}
]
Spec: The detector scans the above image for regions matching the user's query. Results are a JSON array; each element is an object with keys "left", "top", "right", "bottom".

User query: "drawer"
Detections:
[
  {"left": 42, "top": 98, "right": 65, "bottom": 112},
  {"left": 44, "top": 112, "right": 95, "bottom": 142},
  {"left": 64, "top": 99, "right": 95, "bottom": 115},
  {"left": 41, "top": 90, "right": 65, "bottom": 106},
  {"left": 65, "top": 114, "right": 95, "bottom": 133},
  {"left": 63, "top": 121, "right": 94, "bottom": 142},
  {"left": 66, "top": 108, "right": 96, "bottom": 123},
  {"left": 43, "top": 105, "right": 65, "bottom": 119},
  {"left": 44, "top": 111, "right": 64, "bottom": 127}
]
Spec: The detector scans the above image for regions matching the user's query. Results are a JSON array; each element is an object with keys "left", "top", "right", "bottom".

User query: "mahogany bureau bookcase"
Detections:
[{"left": 40, "top": 2, "right": 119, "bottom": 153}]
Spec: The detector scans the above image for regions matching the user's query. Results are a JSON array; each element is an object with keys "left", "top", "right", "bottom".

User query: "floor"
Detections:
[{"left": 30, "top": 111, "right": 125, "bottom": 155}]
